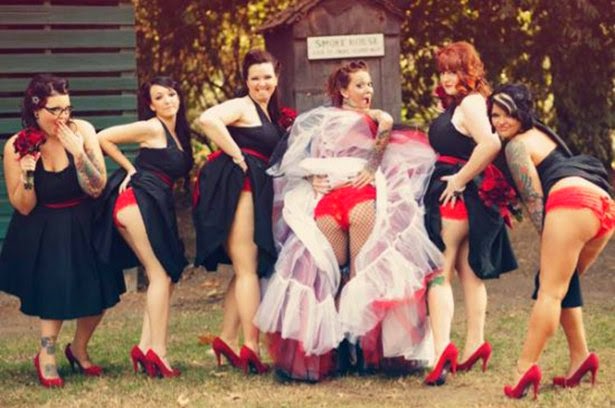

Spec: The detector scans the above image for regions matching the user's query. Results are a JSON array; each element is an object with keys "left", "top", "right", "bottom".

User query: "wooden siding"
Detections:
[
  {"left": 0, "top": 1, "right": 138, "bottom": 245},
  {"left": 264, "top": 0, "right": 402, "bottom": 120}
]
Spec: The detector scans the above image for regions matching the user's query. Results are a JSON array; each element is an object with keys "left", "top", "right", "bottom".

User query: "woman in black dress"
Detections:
[
  {"left": 96, "top": 76, "right": 193, "bottom": 378},
  {"left": 489, "top": 84, "right": 613, "bottom": 399},
  {"left": 423, "top": 42, "right": 517, "bottom": 385},
  {"left": 193, "top": 49, "right": 282, "bottom": 374},
  {"left": 0, "top": 74, "right": 124, "bottom": 387}
]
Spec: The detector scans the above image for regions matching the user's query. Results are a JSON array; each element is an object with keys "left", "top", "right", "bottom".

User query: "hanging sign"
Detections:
[{"left": 307, "top": 33, "right": 384, "bottom": 60}]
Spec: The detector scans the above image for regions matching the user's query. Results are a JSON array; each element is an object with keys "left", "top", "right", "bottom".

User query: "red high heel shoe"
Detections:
[
  {"left": 33, "top": 353, "right": 64, "bottom": 388},
  {"left": 65, "top": 343, "right": 102, "bottom": 377},
  {"left": 130, "top": 345, "right": 147, "bottom": 374},
  {"left": 212, "top": 337, "right": 241, "bottom": 368},
  {"left": 145, "top": 349, "right": 181, "bottom": 378},
  {"left": 504, "top": 364, "right": 542, "bottom": 399},
  {"left": 457, "top": 341, "right": 492, "bottom": 372},
  {"left": 424, "top": 343, "right": 458, "bottom": 386},
  {"left": 553, "top": 352, "right": 599, "bottom": 388},
  {"left": 239, "top": 345, "right": 269, "bottom": 375}
]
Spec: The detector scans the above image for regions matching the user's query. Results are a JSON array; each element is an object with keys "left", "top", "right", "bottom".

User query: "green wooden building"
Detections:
[{"left": 0, "top": 0, "right": 139, "bottom": 245}]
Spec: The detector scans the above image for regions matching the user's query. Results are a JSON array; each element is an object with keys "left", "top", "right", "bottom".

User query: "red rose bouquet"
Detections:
[
  {"left": 477, "top": 165, "right": 522, "bottom": 227},
  {"left": 278, "top": 107, "right": 297, "bottom": 130},
  {"left": 14, "top": 127, "right": 47, "bottom": 189}
]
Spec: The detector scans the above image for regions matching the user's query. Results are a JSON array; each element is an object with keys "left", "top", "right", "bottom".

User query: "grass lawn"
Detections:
[{"left": 0, "top": 222, "right": 613, "bottom": 407}]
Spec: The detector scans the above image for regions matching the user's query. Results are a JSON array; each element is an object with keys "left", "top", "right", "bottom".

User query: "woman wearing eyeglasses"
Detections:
[{"left": 0, "top": 74, "right": 125, "bottom": 388}]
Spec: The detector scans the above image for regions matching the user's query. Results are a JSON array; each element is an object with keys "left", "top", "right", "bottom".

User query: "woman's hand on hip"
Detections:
[
  {"left": 439, "top": 173, "right": 465, "bottom": 207},
  {"left": 352, "top": 168, "right": 375, "bottom": 188},
  {"left": 119, "top": 170, "right": 136, "bottom": 193}
]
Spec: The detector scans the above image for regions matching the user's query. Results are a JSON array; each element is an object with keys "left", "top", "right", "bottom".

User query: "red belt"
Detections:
[
  {"left": 437, "top": 155, "right": 466, "bottom": 166},
  {"left": 207, "top": 148, "right": 269, "bottom": 163},
  {"left": 44, "top": 196, "right": 87, "bottom": 209},
  {"left": 151, "top": 170, "right": 173, "bottom": 187}
]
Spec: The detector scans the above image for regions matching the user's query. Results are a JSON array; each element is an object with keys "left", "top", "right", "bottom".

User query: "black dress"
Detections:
[
  {"left": 193, "top": 98, "right": 281, "bottom": 277},
  {"left": 0, "top": 151, "right": 125, "bottom": 319},
  {"left": 94, "top": 120, "right": 190, "bottom": 283},
  {"left": 529, "top": 132, "right": 613, "bottom": 307},
  {"left": 424, "top": 105, "right": 518, "bottom": 279}
]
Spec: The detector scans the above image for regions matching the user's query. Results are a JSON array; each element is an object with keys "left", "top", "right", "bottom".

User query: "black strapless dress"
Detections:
[
  {"left": 424, "top": 106, "right": 518, "bottom": 279},
  {"left": 0, "top": 152, "right": 125, "bottom": 319},
  {"left": 193, "top": 99, "right": 281, "bottom": 277},
  {"left": 94, "top": 120, "right": 190, "bottom": 283}
]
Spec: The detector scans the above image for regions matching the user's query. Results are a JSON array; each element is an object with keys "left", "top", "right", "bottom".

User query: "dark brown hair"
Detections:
[
  {"left": 241, "top": 49, "right": 281, "bottom": 124},
  {"left": 487, "top": 83, "right": 535, "bottom": 133},
  {"left": 140, "top": 76, "right": 194, "bottom": 174},
  {"left": 326, "top": 60, "right": 369, "bottom": 107},
  {"left": 21, "top": 74, "right": 69, "bottom": 129}
]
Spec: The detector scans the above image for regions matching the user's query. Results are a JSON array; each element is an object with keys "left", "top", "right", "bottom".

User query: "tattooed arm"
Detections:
[
  {"left": 365, "top": 109, "right": 393, "bottom": 171},
  {"left": 505, "top": 138, "right": 544, "bottom": 233},
  {"left": 58, "top": 119, "right": 107, "bottom": 198},
  {"left": 352, "top": 109, "right": 393, "bottom": 188}
]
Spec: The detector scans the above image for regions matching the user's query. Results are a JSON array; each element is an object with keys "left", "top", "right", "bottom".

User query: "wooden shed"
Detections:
[
  {"left": 259, "top": 0, "right": 404, "bottom": 120},
  {"left": 0, "top": 0, "right": 138, "bottom": 246}
]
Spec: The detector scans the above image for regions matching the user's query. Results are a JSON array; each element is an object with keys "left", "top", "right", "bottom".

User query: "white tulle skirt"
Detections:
[{"left": 255, "top": 107, "right": 443, "bottom": 380}]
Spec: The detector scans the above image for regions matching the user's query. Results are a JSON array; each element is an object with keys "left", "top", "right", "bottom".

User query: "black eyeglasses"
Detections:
[{"left": 43, "top": 106, "right": 73, "bottom": 117}]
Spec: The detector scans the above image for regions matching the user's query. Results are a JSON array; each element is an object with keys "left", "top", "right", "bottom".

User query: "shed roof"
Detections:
[{"left": 258, "top": 0, "right": 405, "bottom": 32}]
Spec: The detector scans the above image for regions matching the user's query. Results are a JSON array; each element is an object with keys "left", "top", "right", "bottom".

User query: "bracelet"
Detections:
[{"left": 232, "top": 155, "right": 245, "bottom": 164}]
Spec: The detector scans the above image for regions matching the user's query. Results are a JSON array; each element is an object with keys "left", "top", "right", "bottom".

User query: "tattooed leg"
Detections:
[
  {"left": 40, "top": 336, "right": 60, "bottom": 379},
  {"left": 41, "top": 336, "right": 57, "bottom": 355},
  {"left": 39, "top": 319, "right": 62, "bottom": 379}
]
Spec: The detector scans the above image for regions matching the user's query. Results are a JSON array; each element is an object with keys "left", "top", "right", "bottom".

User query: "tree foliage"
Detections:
[{"left": 133, "top": 0, "right": 614, "bottom": 168}]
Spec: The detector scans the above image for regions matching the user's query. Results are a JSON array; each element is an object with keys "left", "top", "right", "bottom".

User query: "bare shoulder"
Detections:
[
  {"left": 131, "top": 118, "right": 163, "bottom": 139},
  {"left": 458, "top": 93, "right": 487, "bottom": 113},
  {"left": 504, "top": 133, "right": 531, "bottom": 157},
  {"left": 145, "top": 117, "right": 164, "bottom": 131},
  {"left": 201, "top": 96, "right": 250, "bottom": 126},
  {"left": 72, "top": 118, "right": 97, "bottom": 139},
  {"left": 212, "top": 96, "right": 249, "bottom": 112},
  {"left": 72, "top": 118, "right": 95, "bottom": 133},
  {"left": 3, "top": 134, "right": 18, "bottom": 157}
]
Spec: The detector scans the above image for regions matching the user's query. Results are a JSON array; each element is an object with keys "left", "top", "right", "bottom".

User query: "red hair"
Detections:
[
  {"left": 434, "top": 41, "right": 491, "bottom": 109},
  {"left": 326, "top": 60, "right": 369, "bottom": 107}
]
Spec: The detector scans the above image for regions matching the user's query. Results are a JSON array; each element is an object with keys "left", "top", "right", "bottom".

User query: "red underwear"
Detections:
[
  {"left": 439, "top": 199, "right": 468, "bottom": 220},
  {"left": 113, "top": 187, "right": 137, "bottom": 228},
  {"left": 546, "top": 186, "right": 615, "bottom": 239},
  {"left": 314, "top": 185, "right": 376, "bottom": 232},
  {"left": 242, "top": 177, "right": 252, "bottom": 192}
]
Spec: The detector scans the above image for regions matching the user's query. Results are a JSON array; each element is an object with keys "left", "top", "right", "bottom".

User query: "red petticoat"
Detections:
[
  {"left": 546, "top": 186, "right": 615, "bottom": 238},
  {"left": 314, "top": 185, "right": 376, "bottom": 231},
  {"left": 113, "top": 187, "right": 137, "bottom": 228},
  {"left": 266, "top": 332, "right": 336, "bottom": 382}
]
